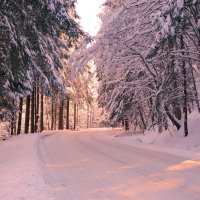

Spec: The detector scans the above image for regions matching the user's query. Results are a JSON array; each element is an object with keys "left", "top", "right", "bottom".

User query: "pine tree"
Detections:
[{"left": 0, "top": 0, "right": 84, "bottom": 121}]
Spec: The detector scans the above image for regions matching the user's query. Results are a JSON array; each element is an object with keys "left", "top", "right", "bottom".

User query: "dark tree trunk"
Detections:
[
  {"left": 188, "top": 104, "right": 192, "bottom": 114},
  {"left": 40, "top": 91, "right": 44, "bottom": 132},
  {"left": 66, "top": 99, "right": 69, "bottom": 129},
  {"left": 149, "top": 96, "right": 155, "bottom": 124},
  {"left": 181, "top": 36, "right": 188, "bottom": 137},
  {"left": 183, "top": 73, "right": 188, "bottom": 137},
  {"left": 58, "top": 99, "right": 64, "bottom": 130},
  {"left": 54, "top": 101, "right": 57, "bottom": 130},
  {"left": 74, "top": 103, "right": 77, "bottom": 130},
  {"left": 10, "top": 100, "right": 16, "bottom": 135},
  {"left": 191, "top": 67, "right": 200, "bottom": 112},
  {"left": 10, "top": 112, "right": 15, "bottom": 136},
  {"left": 122, "top": 118, "right": 125, "bottom": 127},
  {"left": 169, "top": 41, "right": 182, "bottom": 121},
  {"left": 165, "top": 105, "right": 181, "bottom": 130},
  {"left": 25, "top": 95, "right": 31, "bottom": 133},
  {"left": 173, "top": 80, "right": 182, "bottom": 120},
  {"left": 139, "top": 108, "right": 146, "bottom": 130},
  {"left": 14, "top": 112, "right": 17, "bottom": 135},
  {"left": 87, "top": 105, "right": 89, "bottom": 128},
  {"left": 35, "top": 81, "right": 39, "bottom": 132},
  {"left": 31, "top": 88, "right": 35, "bottom": 133},
  {"left": 51, "top": 100, "right": 54, "bottom": 130},
  {"left": 125, "top": 118, "right": 129, "bottom": 131},
  {"left": 173, "top": 104, "right": 182, "bottom": 121},
  {"left": 17, "top": 98, "right": 23, "bottom": 135},
  {"left": 76, "top": 104, "right": 79, "bottom": 127}
]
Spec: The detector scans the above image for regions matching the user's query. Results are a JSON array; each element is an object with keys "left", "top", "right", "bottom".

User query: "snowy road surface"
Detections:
[{"left": 38, "top": 129, "right": 200, "bottom": 200}]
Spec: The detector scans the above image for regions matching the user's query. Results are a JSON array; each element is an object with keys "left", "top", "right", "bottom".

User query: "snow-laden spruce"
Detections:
[{"left": 0, "top": 0, "right": 83, "bottom": 116}]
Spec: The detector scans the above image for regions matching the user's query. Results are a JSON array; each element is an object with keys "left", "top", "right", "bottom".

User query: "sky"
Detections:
[{"left": 76, "top": 0, "right": 105, "bottom": 36}]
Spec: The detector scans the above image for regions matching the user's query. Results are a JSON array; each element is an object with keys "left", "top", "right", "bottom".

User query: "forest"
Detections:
[
  {"left": 0, "top": 0, "right": 97, "bottom": 137},
  {"left": 72, "top": 0, "right": 200, "bottom": 137},
  {"left": 1, "top": 1, "right": 200, "bottom": 199},
  {"left": 1, "top": 0, "right": 200, "bottom": 138}
]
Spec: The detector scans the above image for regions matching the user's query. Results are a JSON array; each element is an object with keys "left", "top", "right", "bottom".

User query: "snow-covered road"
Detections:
[{"left": 39, "top": 129, "right": 200, "bottom": 200}]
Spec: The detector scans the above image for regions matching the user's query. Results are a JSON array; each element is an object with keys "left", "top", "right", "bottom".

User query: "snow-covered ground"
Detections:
[
  {"left": 0, "top": 134, "right": 56, "bottom": 200},
  {"left": 0, "top": 111, "right": 200, "bottom": 200},
  {"left": 114, "top": 111, "right": 200, "bottom": 160}
]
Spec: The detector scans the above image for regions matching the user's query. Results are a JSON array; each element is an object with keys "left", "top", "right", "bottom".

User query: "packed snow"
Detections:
[
  {"left": 0, "top": 134, "right": 56, "bottom": 200},
  {"left": 0, "top": 111, "right": 200, "bottom": 200},
  {"left": 115, "top": 111, "right": 200, "bottom": 160}
]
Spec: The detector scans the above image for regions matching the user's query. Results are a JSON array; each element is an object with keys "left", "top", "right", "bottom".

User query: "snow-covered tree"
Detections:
[
  {"left": 71, "top": 0, "right": 200, "bottom": 136},
  {"left": 0, "top": 0, "right": 83, "bottom": 118}
]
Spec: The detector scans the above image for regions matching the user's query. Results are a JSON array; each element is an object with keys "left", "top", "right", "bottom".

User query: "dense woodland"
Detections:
[
  {"left": 1, "top": 0, "right": 200, "bottom": 137},
  {"left": 71, "top": 0, "right": 200, "bottom": 136},
  {"left": 0, "top": 0, "right": 98, "bottom": 136}
]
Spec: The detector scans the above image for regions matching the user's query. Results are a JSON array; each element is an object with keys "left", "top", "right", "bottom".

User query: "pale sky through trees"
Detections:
[{"left": 76, "top": 0, "right": 105, "bottom": 35}]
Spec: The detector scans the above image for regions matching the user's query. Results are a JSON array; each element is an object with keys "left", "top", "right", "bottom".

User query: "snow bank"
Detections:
[
  {"left": 111, "top": 111, "right": 200, "bottom": 160},
  {"left": 0, "top": 133, "right": 56, "bottom": 200}
]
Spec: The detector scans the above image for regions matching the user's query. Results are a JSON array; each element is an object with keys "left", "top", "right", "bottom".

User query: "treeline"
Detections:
[
  {"left": 10, "top": 87, "right": 71, "bottom": 135},
  {"left": 9, "top": 78, "right": 96, "bottom": 135},
  {"left": 71, "top": 0, "right": 200, "bottom": 136}
]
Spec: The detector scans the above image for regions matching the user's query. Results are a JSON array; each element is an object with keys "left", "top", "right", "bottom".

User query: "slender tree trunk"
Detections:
[
  {"left": 40, "top": 91, "right": 44, "bottom": 132},
  {"left": 76, "top": 104, "right": 79, "bottom": 127},
  {"left": 74, "top": 103, "right": 77, "bottom": 130},
  {"left": 181, "top": 36, "right": 188, "bottom": 137},
  {"left": 169, "top": 41, "right": 182, "bottom": 121},
  {"left": 122, "top": 118, "right": 125, "bottom": 127},
  {"left": 14, "top": 112, "right": 17, "bottom": 135},
  {"left": 124, "top": 118, "right": 129, "bottom": 131},
  {"left": 183, "top": 66, "right": 188, "bottom": 137},
  {"left": 149, "top": 96, "right": 155, "bottom": 125},
  {"left": 87, "top": 105, "right": 89, "bottom": 128},
  {"left": 58, "top": 99, "right": 64, "bottom": 130},
  {"left": 10, "top": 100, "right": 16, "bottom": 135},
  {"left": 54, "top": 101, "right": 57, "bottom": 130},
  {"left": 10, "top": 112, "right": 15, "bottom": 136},
  {"left": 66, "top": 99, "right": 69, "bottom": 129},
  {"left": 90, "top": 107, "right": 92, "bottom": 128},
  {"left": 17, "top": 98, "right": 23, "bottom": 135},
  {"left": 173, "top": 80, "right": 182, "bottom": 120},
  {"left": 191, "top": 67, "right": 200, "bottom": 112},
  {"left": 31, "top": 88, "right": 35, "bottom": 133},
  {"left": 35, "top": 81, "right": 39, "bottom": 132},
  {"left": 91, "top": 105, "right": 94, "bottom": 128},
  {"left": 25, "top": 95, "right": 31, "bottom": 133},
  {"left": 51, "top": 99, "right": 54, "bottom": 130},
  {"left": 139, "top": 108, "right": 146, "bottom": 130},
  {"left": 165, "top": 105, "right": 181, "bottom": 130},
  {"left": 188, "top": 104, "right": 192, "bottom": 114}
]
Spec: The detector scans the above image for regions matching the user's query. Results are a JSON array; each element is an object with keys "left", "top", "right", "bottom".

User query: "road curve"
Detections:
[{"left": 38, "top": 129, "right": 200, "bottom": 200}]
